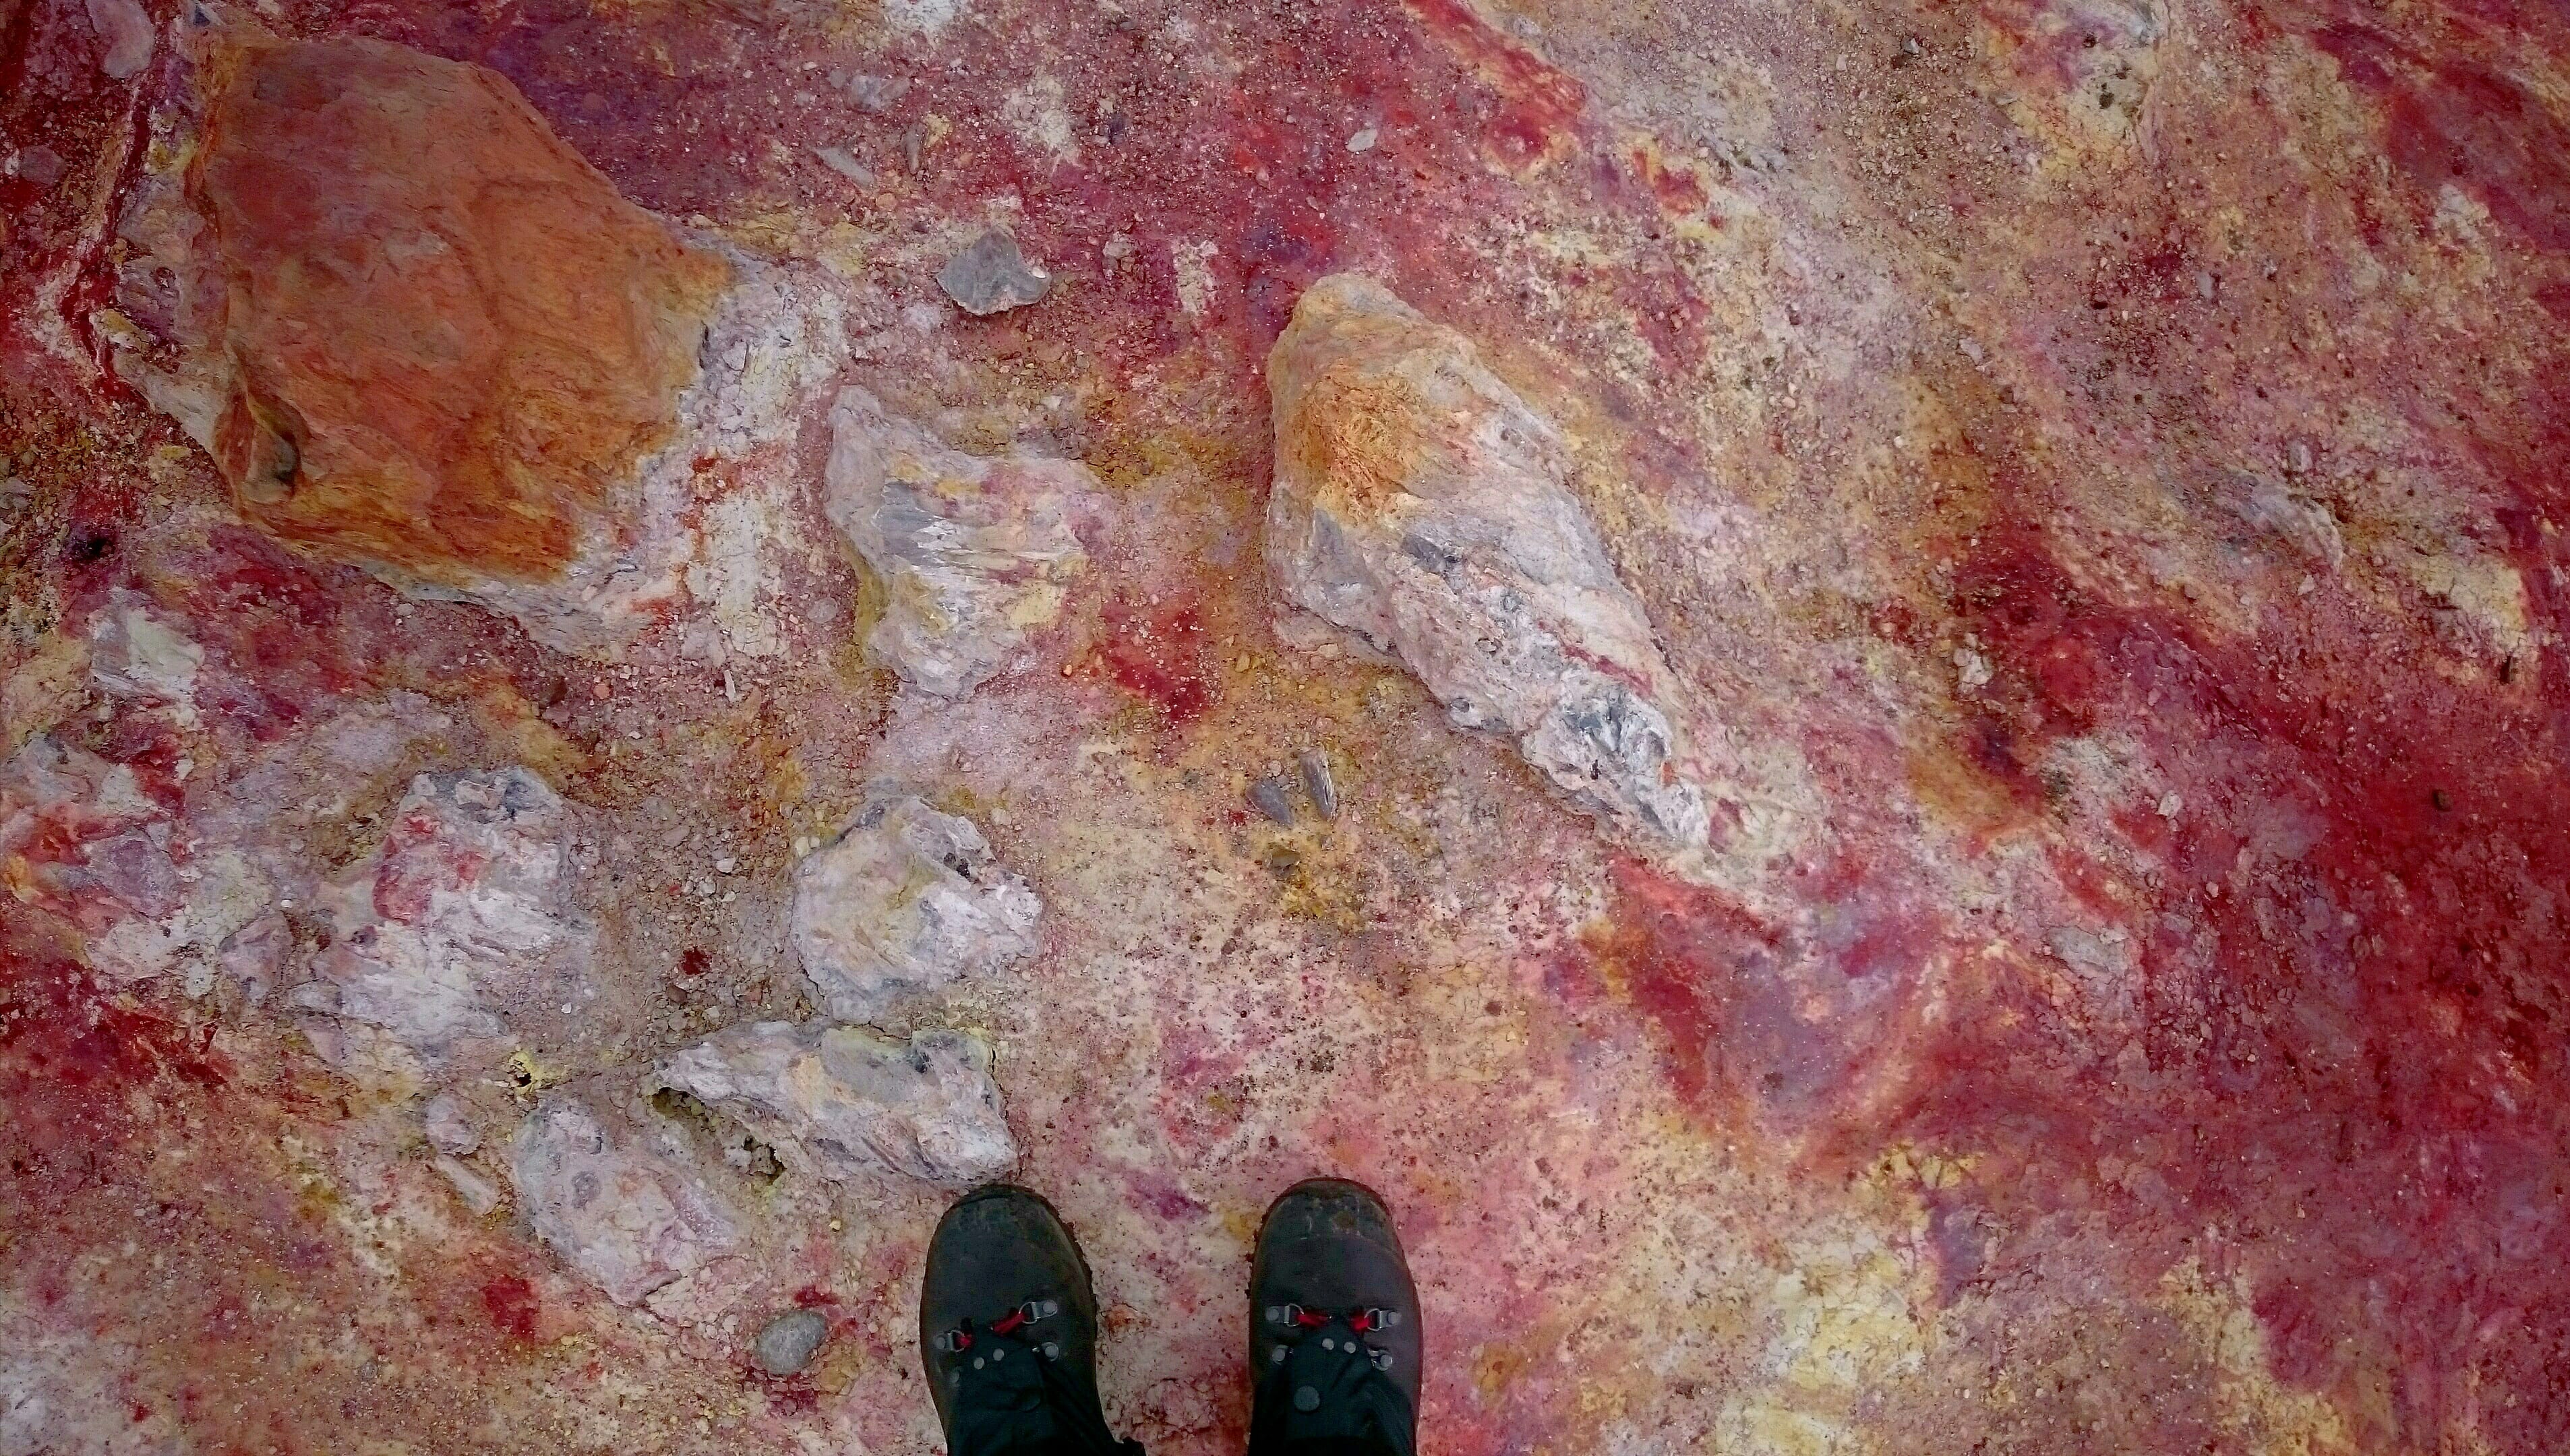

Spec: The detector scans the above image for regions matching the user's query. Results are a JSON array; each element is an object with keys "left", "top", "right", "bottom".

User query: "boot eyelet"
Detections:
[
  {"left": 1372, "top": 1349, "right": 1394, "bottom": 1370},
  {"left": 992, "top": 1347, "right": 1005, "bottom": 1362},
  {"left": 1042, "top": 1341, "right": 1060, "bottom": 1359},
  {"left": 1272, "top": 1345, "right": 1288, "bottom": 1363}
]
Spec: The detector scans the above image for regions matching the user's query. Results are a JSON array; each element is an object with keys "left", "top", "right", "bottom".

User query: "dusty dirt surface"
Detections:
[{"left": 6, "top": 0, "right": 2569, "bottom": 1451}]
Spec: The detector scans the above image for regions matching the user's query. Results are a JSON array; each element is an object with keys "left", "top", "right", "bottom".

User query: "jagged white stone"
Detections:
[
  {"left": 823, "top": 386, "right": 1094, "bottom": 696},
  {"left": 510, "top": 1095, "right": 738, "bottom": 1305},
  {"left": 650, "top": 1021, "right": 1017, "bottom": 1188},
  {"left": 789, "top": 789, "right": 1040, "bottom": 1023},
  {"left": 1265, "top": 274, "right": 1710, "bottom": 853}
]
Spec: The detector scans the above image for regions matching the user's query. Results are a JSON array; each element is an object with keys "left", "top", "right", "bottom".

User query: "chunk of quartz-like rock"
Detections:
[
  {"left": 823, "top": 387, "right": 1096, "bottom": 696},
  {"left": 509, "top": 1095, "right": 738, "bottom": 1305},
  {"left": 789, "top": 789, "right": 1040, "bottom": 1023},
  {"left": 649, "top": 1021, "right": 1017, "bottom": 1188},
  {"left": 1264, "top": 274, "right": 1710, "bottom": 852}
]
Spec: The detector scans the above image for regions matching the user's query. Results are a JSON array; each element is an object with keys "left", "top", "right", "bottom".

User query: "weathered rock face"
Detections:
[
  {"left": 109, "top": 28, "right": 729, "bottom": 648},
  {"left": 509, "top": 1096, "right": 738, "bottom": 1306},
  {"left": 649, "top": 1021, "right": 1017, "bottom": 1188},
  {"left": 295, "top": 768, "right": 591, "bottom": 1062},
  {"left": 823, "top": 388, "right": 1096, "bottom": 696},
  {"left": 1265, "top": 274, "right": 1710, "bottom": 854},
  {"left": 789, "top": 789, "right": 1040, "bottom": 1023}
]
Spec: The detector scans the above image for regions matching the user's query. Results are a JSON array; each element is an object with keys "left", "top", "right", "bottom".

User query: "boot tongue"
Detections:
[
  {"left": 947, "top": 1333, "right": 1065, "bottom": 1456},
  {"left": 948, "top": 1329, "right": 1139, "bottom": 1456},
  {"left": 1259, "top": 1317, "right": 1416, "bottom": 1456}
]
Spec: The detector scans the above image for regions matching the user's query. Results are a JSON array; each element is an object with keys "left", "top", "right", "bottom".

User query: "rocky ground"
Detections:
[{"left": 4, "top": 0, "right": 2568, "bottom": 1451}]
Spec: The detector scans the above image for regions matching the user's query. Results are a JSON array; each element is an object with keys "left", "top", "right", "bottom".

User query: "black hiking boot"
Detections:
[
  {"left": 1247, "top": 1178, "right": 1421, "bottom": 1456},
  {"left": 921, "top": 1185, "right": 1141, "bottom": 1456}
]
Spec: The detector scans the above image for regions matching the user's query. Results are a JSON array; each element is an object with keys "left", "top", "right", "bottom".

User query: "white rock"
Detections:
[
  {"left": 1265, "top": 274, "right": 1710, "bottom": 852},
  {"left": 649, "top": 1021, "right": 1017, "bottom": 1188},
  {"left": 823, "top": 387, "right": 1095, "bottom": 697},
  {"left": 789, "top": 789, "right": 1040, "bottom": 1023},
  {"left": 304, "top": 768, "right": 591, "bottom": 1058},
  {"left": 509, "top": 1095, "right": 738, "bottom": 1306}
]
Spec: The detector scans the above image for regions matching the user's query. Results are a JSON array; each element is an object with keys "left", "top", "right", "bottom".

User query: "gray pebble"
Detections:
[
  {"left": 1297, "top": 750, "right": 1338, "bottom": 820},
  {"left": 753, "top": 1308, "right": 831, "bottom": 1375},
  {"left": 938, "top": 229, "right": 1052, "bottom": 316},
  {"left": 1248, "top": 776, "right": 1296, "bottom": 826}
]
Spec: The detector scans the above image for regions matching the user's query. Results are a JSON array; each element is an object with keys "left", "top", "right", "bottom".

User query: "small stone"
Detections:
[
  {"left": 1296, "top": 751, "right": 1338, "bottom": 820},
  {"left": 423, "top": 1092, "right": 479, "bottom": 1155},
  {"left": 812, "top": 146, "right": 874, "bottom": 186},
  {"left": 841, "top": 73, "right": 911, "bottom": 114},
  {"left": 714, "top": 855, "right": 738, "bottom": 874},
  {"left": 1249, "top": 776, "right": 1296, "bottom": 826},
  {"left": 938, "top": 230, "right": 1052, "bottom": 316},
  {"left": 1346, "top": 127, "right": 1378, "bottom": 152},
  {"left": 2285, "top": 440, "right": 2314, "bottom": 475},
  {"left": 753, "top": 1308, "right": 831, "bottom": 1375}
]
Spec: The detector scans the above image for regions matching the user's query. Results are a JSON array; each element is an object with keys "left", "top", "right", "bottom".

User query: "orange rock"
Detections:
[{"left": 181, "top": 32, "right": 727, "bottom": 586}]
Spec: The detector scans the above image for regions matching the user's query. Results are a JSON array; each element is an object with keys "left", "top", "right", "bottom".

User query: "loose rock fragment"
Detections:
[
  {"left": 300, "top": 768, "right": 592, "bottom": 1060},
  {"left": 510, "top": 1095, "right": 738, "bottom": 1306},
  {"left": 937, "top": 229, "right": 1052, "bottom": 315},
  {"left": 650, "top": 1021, "right": 1017, "bottom": 1188},
  {"left": 1296, "top": 750, "right": 1338, "bottom": 820},
  {"left": 789, "top": 789, "right": 1041, "bottom": 1023},
  {"left": 823, "top": 388, "right": 1096, "bottom": 696},
  {"left": 1265, "top": 274, "right": 1710, "bottom": 852},
  {"left": 754, "top": 1308, "right": 831, "bottom": 1375},
  {"left": 1247, "top": 776, "right": 1296, "bottom": 826}
]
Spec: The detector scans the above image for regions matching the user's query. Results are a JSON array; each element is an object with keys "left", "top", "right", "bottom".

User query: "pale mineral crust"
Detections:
[
  {"left": 295, "top": 768, "right": 591, "bottom": 1062},
  {"left": 509, "top": 1095, "right": 740, "bottom": 1306},
  {"left": 649, "top": 1021, "right": 1018, "bottom": 1188}
]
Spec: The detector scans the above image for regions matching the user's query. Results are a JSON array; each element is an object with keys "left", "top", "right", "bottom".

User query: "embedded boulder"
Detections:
[
  {"left": 789, "top": 789, "right": 1040, "bottom": 1024},
  {"left": 107, "top": 26, "right": 733, "bottom": 653},
  {"left": 1265, "top": 274, "right": 1710, "bottom": 853},
  {"left": 823, "top": 387, "right": 1096, "bottom": 696},
  {"left": 649, "top": 1021, "right": 1017, "bottom": 1188},
  {"left": 510, "top": 1095, "right": 739, "bottom": 1305}
]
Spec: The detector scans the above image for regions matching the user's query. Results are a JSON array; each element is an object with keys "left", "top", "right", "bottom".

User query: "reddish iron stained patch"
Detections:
[
  {"left": 480, "top": 1274, "right": 541, "bottom": 1343},
  {"left": 1905, "top": 495, "right": 2570, "bottom": 1449},
  {"left": 1093, "top": 600, "right": 1216, "bottom": 725},
  {"left": 2314, "top": 25, "right": 2570, "bottom": 254}
]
